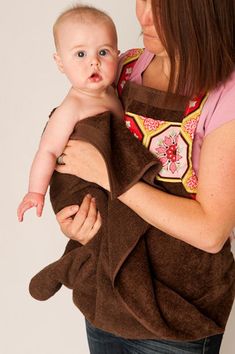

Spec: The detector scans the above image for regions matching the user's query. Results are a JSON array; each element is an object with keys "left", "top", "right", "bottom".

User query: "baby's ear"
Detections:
[{"left": 53, "top": 53, "right": 64, "bottom": 73}]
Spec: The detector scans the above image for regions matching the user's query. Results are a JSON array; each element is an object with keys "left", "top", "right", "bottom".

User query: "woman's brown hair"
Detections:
[{"left": 151, "top": 0, "right": 235, "bottom": 97}]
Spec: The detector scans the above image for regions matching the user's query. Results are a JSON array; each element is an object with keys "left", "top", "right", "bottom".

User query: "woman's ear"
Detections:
[{"left": 53, "top": 53, "right": 64, "bottom": 73}]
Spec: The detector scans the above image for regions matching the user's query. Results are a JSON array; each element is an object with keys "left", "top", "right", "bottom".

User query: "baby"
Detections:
[{"left": 17, "top": 5, "right": 123, "bottom": 221}]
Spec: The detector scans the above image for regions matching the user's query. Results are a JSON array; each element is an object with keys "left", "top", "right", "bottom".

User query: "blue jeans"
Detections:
[{"left": 85, "top": 320, "right": 223, "bottom": 354}]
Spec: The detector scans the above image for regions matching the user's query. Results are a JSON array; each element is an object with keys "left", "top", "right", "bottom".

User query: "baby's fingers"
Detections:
[
  {"left": 17, "top": 201, "right": 35, "bottom": 222},
  {"left": 17, "top": 208, "right": 24, "bottom": 222},
  {"left": 36, "top": 202, "right": 44, "bottom": 217}
]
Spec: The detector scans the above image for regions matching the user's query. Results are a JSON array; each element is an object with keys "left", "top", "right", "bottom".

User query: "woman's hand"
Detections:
[
  {"left": 56, "top": 194, "right": 102, "bottom": 245},
  {"left": 56, "top": 140, "right": 110, "bottom": 191}
]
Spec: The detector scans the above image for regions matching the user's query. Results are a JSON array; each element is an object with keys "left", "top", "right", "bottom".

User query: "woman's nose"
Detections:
[{"left": 139, "top": 3, "right": 154, "bottom": 26}]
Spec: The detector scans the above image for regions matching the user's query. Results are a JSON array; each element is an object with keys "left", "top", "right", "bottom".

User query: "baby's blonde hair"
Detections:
[{"left": 53, "top": 4, "right": 118, "bottom": 50}]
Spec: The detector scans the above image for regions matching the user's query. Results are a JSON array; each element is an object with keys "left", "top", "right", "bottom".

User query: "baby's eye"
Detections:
[
  {"left": 76, "top": 51, "right": 86, "bottom": 58},
  {"left": 99, "top": 49, "right": 109, "bottom": 56}
]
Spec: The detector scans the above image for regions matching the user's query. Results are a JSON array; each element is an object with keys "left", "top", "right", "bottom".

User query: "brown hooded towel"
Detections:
[{"left": 29, "top": 83, "right": 235, "bottom": 341}]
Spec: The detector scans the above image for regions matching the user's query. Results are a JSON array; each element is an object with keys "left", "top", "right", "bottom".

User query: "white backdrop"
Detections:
[{"left": 0, "top": 1, "right": 234, "bottom": 353}]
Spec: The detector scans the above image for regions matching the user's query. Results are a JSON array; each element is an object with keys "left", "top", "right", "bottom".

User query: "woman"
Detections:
[{"left": 55, "top": 1, "right": 235, "bottom": 353}]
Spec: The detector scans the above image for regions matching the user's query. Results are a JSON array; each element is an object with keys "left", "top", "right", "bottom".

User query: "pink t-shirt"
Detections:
[{"left": 122, "top": 49, "right": 235, "bottom": 176}]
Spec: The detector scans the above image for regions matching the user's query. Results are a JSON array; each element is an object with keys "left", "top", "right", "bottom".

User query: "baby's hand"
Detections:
[{"left": 17, "top": 192, "right": 45, "bottom": 222}]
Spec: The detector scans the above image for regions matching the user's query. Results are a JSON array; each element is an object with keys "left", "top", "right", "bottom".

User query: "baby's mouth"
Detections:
[{"left": 89, "top": 72, "right": 102, "bottom": 82}]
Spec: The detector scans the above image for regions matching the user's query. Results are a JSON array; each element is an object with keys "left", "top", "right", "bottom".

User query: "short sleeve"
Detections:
[
  {"left": 204, "top": 69, "right": 235, "bottom": 137},
  {"left": 192, "top": 69, "right": 235, "bottom": 176}
]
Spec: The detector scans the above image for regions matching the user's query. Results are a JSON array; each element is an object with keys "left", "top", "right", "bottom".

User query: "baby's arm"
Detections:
[{"left": 17, "top": 104, "right": 78, "bottom": 221}]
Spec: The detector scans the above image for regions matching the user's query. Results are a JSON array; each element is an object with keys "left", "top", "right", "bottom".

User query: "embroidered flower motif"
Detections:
[
  {"left": 120, "top": 80, "right": 126, "bottom": 89},
  {"left": 184, "top": 98, "right": 200, "bottom": 116},
  {"left": 186, "top": 171, "right": 198, "bottom": 190},
  {"left": 125, "top": 120, "right": 131, "bottom": 129},
  {"left": 155, "top": 134, "right": 182, "bottom": 174},
  {"left": 183, "top": 118, "right": 198, "bottom": 140},
  {"left": 125, "top": 67, "right": 133, "bottom": 76},
  {"left": 124, "top": 116, "right": 143, "bottom": 141},
  {"left": 142, "top": 117, "right": 164, "bottom": 131},
  {"left": 189, "top": 100, "right": 197, "bottom": 108}
]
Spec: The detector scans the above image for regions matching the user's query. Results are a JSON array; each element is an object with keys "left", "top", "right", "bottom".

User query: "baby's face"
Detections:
[{"left": 55, "top": 19, "right": 119, "bottom": 93}]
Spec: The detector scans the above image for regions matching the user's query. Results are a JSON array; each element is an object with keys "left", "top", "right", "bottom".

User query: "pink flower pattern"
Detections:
[
  {"left": 155, "top": 134, "right": 182, "bottom": 174},
  {"left": 186, "top": 171, "right": 198, "bottom": 190},
  {"left": 142, "top": 117, "right": 164, "bottom": 131},
  {"left": 183, "top": 117, "right": 199, "bottom": 140}
]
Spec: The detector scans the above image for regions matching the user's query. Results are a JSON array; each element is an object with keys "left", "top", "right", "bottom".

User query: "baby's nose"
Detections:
[{"left": 90, "top": 56, "right": 100, "bottom": 66}]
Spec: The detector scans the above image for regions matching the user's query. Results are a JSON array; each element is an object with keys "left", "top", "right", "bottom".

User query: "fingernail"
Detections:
[
  {"left": 91, "top": 197, "right": 96, "bottom": 203},
  {"left": 86, "top": 194, "right": 92, "bottom": 198},
  {"left": 71, "top": 205, "right": 79, "bottom": 212}
]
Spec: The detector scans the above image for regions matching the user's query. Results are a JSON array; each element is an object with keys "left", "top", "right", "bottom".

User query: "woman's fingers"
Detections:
[
  {"left": 77, "top": 198, "right": 100, "bottom": 240},
  {"left": 56, "top": 204, "right": 81, "bottom": 241},
  {"left": 69, "top": 195, "right": 92, "bottom": 231},
  {"left": 69, "top": 195, "right": 96, "bottom": 243},
  {"left": 55, "top": 140, "right": 109, "bottom": 190},
  {"left": 56, "top": 205, "right": 79, "bottom": 224},
  {"left": 56, "top": 195, "right": 101, "bottom": 245},
  {"left": 88, "top": 211, "right": 102, "bottom": 239}
]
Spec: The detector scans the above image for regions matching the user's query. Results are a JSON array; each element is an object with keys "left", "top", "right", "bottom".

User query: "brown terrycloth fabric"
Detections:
[{"left": 29, "top": 86, "right": 235, "bottom": 341}]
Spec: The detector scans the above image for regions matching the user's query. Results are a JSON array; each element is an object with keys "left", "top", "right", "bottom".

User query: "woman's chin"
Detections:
[{"left": 143, "top": 38, "right": 165, "bottom": 56}]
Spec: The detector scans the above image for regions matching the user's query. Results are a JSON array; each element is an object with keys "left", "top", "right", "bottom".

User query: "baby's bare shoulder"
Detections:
[{"left": 52, "top": 93, "right": 82, "bottom": 124}]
